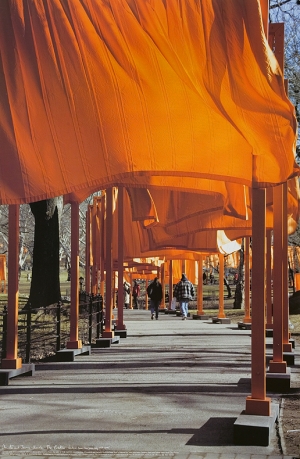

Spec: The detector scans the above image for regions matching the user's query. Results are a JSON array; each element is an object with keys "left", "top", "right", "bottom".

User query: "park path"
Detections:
[{"left": 0, "top": 309, "right": 298, "bottom": 458}]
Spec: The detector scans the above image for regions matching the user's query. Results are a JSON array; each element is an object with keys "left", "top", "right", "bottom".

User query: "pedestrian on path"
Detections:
[
  {"left": 132, "top": 280, "right": 140, "bottom": 309},
  {"left": 123, "top": 281, "right": 131, "bottom": 309},
  {"left": 146, "top": 277, "right": 163, "bottom": 320},
  {"left": 173, "top": 273, "right": 195, "bottom": 320}
]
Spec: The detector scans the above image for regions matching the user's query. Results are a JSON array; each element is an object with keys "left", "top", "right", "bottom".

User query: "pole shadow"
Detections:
[{"left": 186, "top": 417, "right": 237, "bottom": 446}]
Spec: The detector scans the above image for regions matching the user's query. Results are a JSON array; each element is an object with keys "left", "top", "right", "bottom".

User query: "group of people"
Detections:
[
  {"left": 123, "top": 273, "right": 194, "bottom": 320},
  {"left": 123, "top": 280, "right": 140, "bottom": 309}
]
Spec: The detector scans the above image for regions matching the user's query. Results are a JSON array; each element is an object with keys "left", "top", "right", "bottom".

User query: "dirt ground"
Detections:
[
  {"left": 280, "top": 394, "right": 300, "bottom": 456},
  {"left": 279, "top": 333, "right": 300, "bottom": 457}
]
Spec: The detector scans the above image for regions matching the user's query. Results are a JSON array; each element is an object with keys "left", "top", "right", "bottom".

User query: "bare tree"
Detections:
[
  {"left": 233, "top": 239, "right": 245, "bottom": 309},
  {"left": 270, "top": 1, "right": 300, "bottom": 287},
  {"left": 0, "top": 204, "right": 35, "bottom": 272},
  {"left": 27, "top": 198, "right": 63, "bottom": 308},
  {"left": 270, "top": 0, "right": 300, "bottom": 159}
]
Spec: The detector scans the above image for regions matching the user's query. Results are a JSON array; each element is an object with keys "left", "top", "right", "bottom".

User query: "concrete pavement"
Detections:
[{"left": 0, "top": 309, "right": 298, "bottom": 458}]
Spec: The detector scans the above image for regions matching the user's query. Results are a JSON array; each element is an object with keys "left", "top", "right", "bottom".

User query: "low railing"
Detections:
[{"left": 0, "top": 294, "right": 103, "bottom": 364}]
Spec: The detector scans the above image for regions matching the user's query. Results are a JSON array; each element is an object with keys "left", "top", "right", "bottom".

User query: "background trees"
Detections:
[
  {"left": 270, "top": 0, "right": 300, "bottom": 159},
  {"left": 0, "top": 194, "right": 96, "bottom": 307}
]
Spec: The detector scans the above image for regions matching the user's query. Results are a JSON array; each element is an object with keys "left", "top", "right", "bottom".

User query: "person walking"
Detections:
[
  {"left": 146, "top": 277, "right": 163, "bottom": 320},
  {"left": 173, "top": 273, "right": 195, "bottom": 320},
  {"left": 123, "top": 281, "right": 131, "bottom": 309},
  {"left": 132, "top": 280, "right": 140, "bottom": 309}
]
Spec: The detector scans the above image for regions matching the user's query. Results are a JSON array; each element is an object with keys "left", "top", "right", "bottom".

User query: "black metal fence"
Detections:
[{"left": 0, "top": 294, "right": 103, "bottom": 364}]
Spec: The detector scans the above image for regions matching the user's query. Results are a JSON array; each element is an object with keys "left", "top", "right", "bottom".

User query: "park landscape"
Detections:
[{"left": 0, "top": 0, "right": 300, "bottom": 455}]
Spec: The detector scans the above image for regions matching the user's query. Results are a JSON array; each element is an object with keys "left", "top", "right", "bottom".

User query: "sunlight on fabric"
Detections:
[{"left": 0, "top": 0, "right": 298, "bottom": 204}]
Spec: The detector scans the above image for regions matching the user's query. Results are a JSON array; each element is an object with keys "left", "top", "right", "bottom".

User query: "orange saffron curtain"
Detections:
[{"left": 0, "top": 0, "right": 298, "bottom": 205}]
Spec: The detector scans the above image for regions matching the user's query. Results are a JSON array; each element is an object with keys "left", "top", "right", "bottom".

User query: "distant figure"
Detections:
[
  {"left": 203, "top": 272, "right": 207, "bottom": 284},
  {"left": 173, "top": 273, "right": 195, "bottom": 320},
  {"left": 132, "top": 280, "right": 140, "bottom": 309},
  {"left": 209, "top": 272, "right": 214, "bottom": 284},
  {"left": 123, "top": 281, "right": 131, "bottom": 309},
  {"left": 147, "top": 277, "right": 163, "bottom": 320},
  {"left": 67, "top": 265, "right": 71, "bottom": 281},
  {"left": 27, "top": 272, "right": 31, "bottom": 282}
]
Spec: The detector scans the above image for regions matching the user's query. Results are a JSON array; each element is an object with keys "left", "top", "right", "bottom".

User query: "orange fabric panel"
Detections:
[
  {"left": 138, "top": 223, "right": 230, "bottom": 253},
  {"left": 145, "top": 177, "right": 300, "bottom": 240},
  {"left": 0, "top": 255, "right": 6, "bottom": 281},
  {"left": 185, "top": 260, "right": 196, "bottom": 285},
  {"left": 170, "top": 260, "right": 182, "bottom": 284},
  {"left": 106, "top": 187, "right": 241, "bottom": 261},
  {"left": 125, "top": 188, "right": 158, "bottom": 228},
  {"left": 103, "top": 179, "right": 299, "bottom": 266},
  {"left": 111, "top": 189, "right": 145, "bottom": 260},
  {"left": 0, "top": 0, "right": 298, "bottom": 204},
  {"left": 173, "top": 261, "right": 199, "bottom": 285},
  {"left": 148, "top": 187, "right": 226, "bottom": 227}
]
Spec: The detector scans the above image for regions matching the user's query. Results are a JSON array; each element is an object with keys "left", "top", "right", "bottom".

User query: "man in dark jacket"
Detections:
[
  {"left": 147, "top": 277, "right": 163, "bottom": 320},
  {"left": 173, "top": 273, "right": 195, "bottom": 320}
]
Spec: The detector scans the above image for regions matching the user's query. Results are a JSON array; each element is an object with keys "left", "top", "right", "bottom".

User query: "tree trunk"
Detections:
[
  {"left": 27, "top": 198, "right": 61, "bottom": 308},
  {"left": 233, "top": 239, "right": 245, "bottom": 309},
  {"left": 224, "top": 277, "right": 232, "bottom": 298}
]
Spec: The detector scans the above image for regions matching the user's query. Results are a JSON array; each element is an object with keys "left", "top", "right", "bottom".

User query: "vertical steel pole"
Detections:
[
  {"left": 1, "top": 205, "right": 22, "bottom": 369},
  {"left": 89, "top": 295, "right": 93, "bottom": 344},
  {"left": 103, "top": 188, "right": 114, "bottom": 338},
  {"left": 129, "top": 272, "right": 133, "bottom": 309},
  {"left": 217, "top": 254, "right": 225, "bottom": 319},
  {"left": 67, "top": 201, "right": 82, "bottom": 349},
  {"left": 266, "top": 230, "right": 273, "bottom": 328},
  {"left": 85, "top": 207, "right": 91, "bottom": 295},
  {"left": 25, "top": 307, "right": 31, "bottom": 363},
  {"left": 268, "top": 185, "right": 286, "bottom": 373},
  {"left": 197, "top": 257, "right": 204, "bottom": 315},
  {"left": 56, "top": 302, "right": 61, "bottom": 351},
  {"left": 243, "top": 237, "right": 251, "bottom": 324},
  {"left": 2, "top": 305, "right": 8, "bottom": 359},
  {"left": 145, "top": 279, "right": 149, "bottom": 310},
  {"left": 161, "top": 263, "right": 165, "bottom": 309},
  {"left": 117, "top": 187, "right": 126, "bottom": 331},
  {"left": 91, "top": 200, "right": 97, "bottom": 294},
  {"left": 282, "top": 182, "right": 292, "bottom": 352},
  {"left": 100, "top": 196, "right": 105, "bottom": 298},
  {"left": 246, "top": 188, "right": 270, "bottom": 416},
  {"left": 168, "top": 260, "right": 173, "bottom": 308}
]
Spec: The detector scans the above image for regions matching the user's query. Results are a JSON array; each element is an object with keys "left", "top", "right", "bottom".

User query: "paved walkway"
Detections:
[{"left": 0, "top": 309, "right": 298, "bottom": 459}]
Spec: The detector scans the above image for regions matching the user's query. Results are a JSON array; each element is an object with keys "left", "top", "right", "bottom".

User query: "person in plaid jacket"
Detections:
[{"left": 173, "top": 273, "right": 195, "bottom": 320}]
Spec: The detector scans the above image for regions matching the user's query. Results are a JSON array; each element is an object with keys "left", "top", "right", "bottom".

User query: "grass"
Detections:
[{"left": 0, "top": 268, "right": 84, "bottom": 306}]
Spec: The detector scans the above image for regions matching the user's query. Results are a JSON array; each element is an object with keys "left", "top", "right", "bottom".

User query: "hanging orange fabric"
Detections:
[
  {"left": 0, "top": 255, "right": 6, "bottom": 281},
  {"left": 0, "top": 0, "right": 298, "bottom": 204}
]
